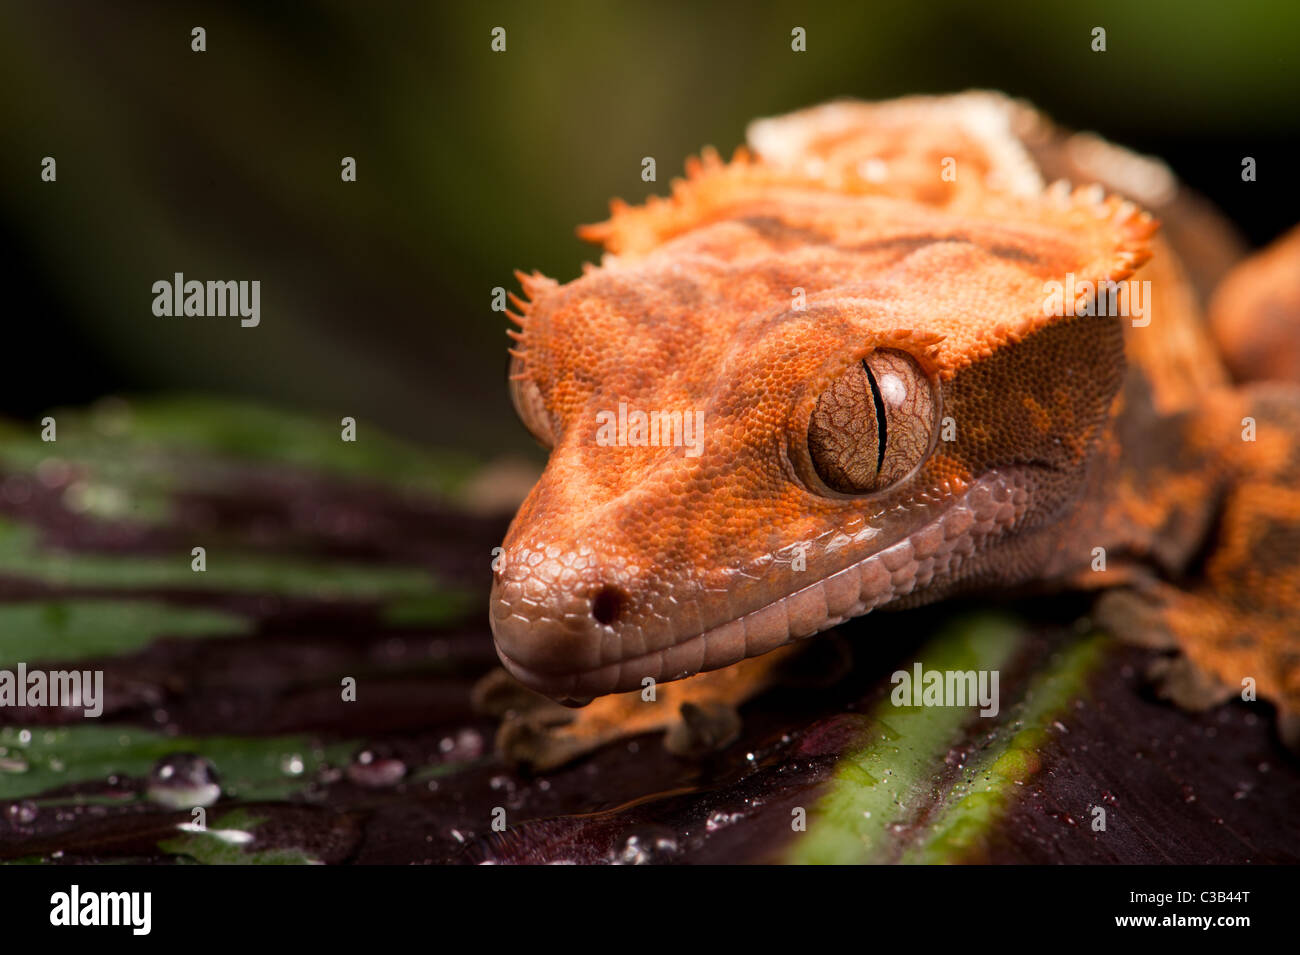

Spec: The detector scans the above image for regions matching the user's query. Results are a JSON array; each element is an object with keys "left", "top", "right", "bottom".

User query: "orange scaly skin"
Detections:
[{"left": 488, "top": 93, "right": 1300, "bottom": 769}]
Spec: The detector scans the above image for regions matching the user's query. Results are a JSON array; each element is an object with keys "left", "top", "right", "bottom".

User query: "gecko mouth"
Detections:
[{"left": 490, "top": 472, "right": 1029, "bottom": 703}]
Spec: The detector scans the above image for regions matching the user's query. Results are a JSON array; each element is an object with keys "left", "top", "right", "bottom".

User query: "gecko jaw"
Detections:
[{"left": 490, "top": 472, "right": 1029, "bottom": 702}]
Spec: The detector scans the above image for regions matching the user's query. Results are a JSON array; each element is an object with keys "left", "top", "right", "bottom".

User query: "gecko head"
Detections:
[{"left": 490, "top": 174, "right": 1154, "bottom": 703}]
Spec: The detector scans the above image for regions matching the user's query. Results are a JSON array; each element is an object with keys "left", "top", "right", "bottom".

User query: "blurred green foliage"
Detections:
[{"left": 1, "top": 1, "right": 1296, "bottom": 457}]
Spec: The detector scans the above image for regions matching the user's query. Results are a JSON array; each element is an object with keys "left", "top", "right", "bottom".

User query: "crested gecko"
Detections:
[{"left": 484, "top": 93, "right": 1300, "bottom": 769}]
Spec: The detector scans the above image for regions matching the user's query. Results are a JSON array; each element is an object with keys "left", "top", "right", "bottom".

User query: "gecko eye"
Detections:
[
  {"left": 508, "top": 351, "right": 555, "bottom": 447},
  {"left": 806, "top": 349, "right": 936, "bottom": 494}
]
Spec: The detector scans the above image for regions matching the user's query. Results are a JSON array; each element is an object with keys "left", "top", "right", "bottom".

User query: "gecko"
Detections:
[{"left": 483, "top": 92, "right": 1300, "bottom": 770}]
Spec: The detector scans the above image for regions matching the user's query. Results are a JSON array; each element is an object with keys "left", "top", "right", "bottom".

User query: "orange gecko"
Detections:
[{"left": 485, "top": 93, "right": 1300, "bottom": 769}]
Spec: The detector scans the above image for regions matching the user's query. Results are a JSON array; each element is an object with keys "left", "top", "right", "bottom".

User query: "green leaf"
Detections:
[
  {"left": 158, "top": 809, "right": 321, "bottom": 865},
  {"left": 0, "top": 601, "right": 250, "bottom": 668},
  {"left": 0, "top": 725, "right": 354, "bottom": 804},
  {"left": 788, "top": 613, "right": 1024, "bottom": 864},
  {"left": 901, "top": 634, "right": 1108, "bottom": 864},
  {"left": 0, "top": 518, "right": 443, "bottom": 600},
  {"left": 0, "top": 396, "right": 477, "bottom": 499}
]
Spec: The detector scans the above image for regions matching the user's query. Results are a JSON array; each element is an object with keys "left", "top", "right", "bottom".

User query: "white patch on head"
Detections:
[
  {"left": 1066, "top": 132, "right": 1177, "bottom": 207},
  {"left": 745, "top": 92, "right": 1046, "bottom": 198}
]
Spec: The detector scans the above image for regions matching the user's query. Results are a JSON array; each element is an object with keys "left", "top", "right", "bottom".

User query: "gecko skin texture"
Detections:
[
  {"left": 490, "top": 92, "right": 1300, "bottom": 746},
  {"left": 495, "top": 470, "right": 1028, "bottom": 699}
]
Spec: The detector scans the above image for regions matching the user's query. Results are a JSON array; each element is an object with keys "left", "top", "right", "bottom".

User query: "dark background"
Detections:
[{"left": 1, "top": 0, "right": 1296, "bottom": 460}]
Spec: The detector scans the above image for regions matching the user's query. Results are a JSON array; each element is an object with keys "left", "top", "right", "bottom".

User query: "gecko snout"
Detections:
[{"left": 488, "top": 543, "right": 653, "bottom": 699}]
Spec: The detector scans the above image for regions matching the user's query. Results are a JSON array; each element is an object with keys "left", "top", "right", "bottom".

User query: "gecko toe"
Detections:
[{"left": 664, "top": 701, "right": 743, "bottom": 758}]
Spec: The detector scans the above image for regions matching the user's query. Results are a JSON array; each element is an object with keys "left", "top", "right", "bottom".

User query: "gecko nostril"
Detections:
[{"left": 591, "top": 585, "right": 628, "bottom": 626}]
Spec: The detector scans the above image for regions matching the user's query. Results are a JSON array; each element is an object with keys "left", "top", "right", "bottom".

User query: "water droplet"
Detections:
[
  {"left": 5, "top": 801, "right": 38, "bottom": 824},
  {"left": 147, "top": 753, "right": 221, "bottom": 809},
  {"left": 705, "top": 810, "right": 743, "bottom": 832},
  {"left": 618, "top": 827, "right": 678, "bottom": 864},
  {"left": 437, "top": 728, "right": 484, "bottom": 760},
  {"left": 0, "top": 753, "right": 28, "bottom": 774},
  {"left": 2, "top": 476, "right": 32, "bottom": 505},
  {"left": 36, "top": 458, "right": 72, "bottom": 488},
  {"left": 281, "top": 754, "right": 305, "bottom": 776},
  {"left": 346, "top": 749, "right": 406, "bottom": 788}
]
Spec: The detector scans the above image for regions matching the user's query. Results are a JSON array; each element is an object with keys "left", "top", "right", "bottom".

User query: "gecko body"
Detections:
[{"left": 488, "top": 94, "right": 1300, "bottom": 763}]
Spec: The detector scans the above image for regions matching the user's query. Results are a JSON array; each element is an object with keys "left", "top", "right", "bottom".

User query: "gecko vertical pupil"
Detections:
[
  {"left": 806, "top": 348, "right": 936, "bottom": 494},
  {"left": 862, "top": 357, "right": 888, "bottom": 474},
  {"left": 591, "top": 585, "right": 628, "bottom": 626}
]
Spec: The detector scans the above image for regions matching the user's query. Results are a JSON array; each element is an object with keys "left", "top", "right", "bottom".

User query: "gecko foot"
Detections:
[
  {"left": 474, "top": 643, "right": 806, "bottom": 771},
  {"left": 664, "top": 701, "right": 742, "bottom": 758},
  {"left": 1094, "top": 577, "right": 1300, "bottom": 752},
  {"left": 1145, "top": 654, "right": 1238, "bottom": 712}
]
